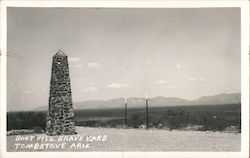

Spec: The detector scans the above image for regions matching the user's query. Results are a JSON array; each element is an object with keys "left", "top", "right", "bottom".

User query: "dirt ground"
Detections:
[{"left": 7, "top": 126, "right": 241, "bottom": 152}]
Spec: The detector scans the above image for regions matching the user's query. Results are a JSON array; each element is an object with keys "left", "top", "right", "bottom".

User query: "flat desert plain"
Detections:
[{"left": 7, "top": 127, "right": 240, "bottom": 152}]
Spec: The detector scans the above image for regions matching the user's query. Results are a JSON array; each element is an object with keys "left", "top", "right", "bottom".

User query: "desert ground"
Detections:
[{"left": 7, "top": 126, "right": 240, "bottom": 152}]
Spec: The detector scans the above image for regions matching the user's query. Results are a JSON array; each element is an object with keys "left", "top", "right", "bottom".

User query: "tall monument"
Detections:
[{"left": 46, "top": 50, "right": 77, "bottom": 135}]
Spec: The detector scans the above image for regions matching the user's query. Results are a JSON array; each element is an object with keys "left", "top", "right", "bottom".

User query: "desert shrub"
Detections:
[
  {"left": 74, "top": 108, "right": 240, "bottom": 132},
  {"left": 75, "top": 118, "right": 124, "bottom": 128},
  {"left": 198, "top": 116, "right": 227, "bottom": 131},
  {"left": 75, "top": 120, "right": 99, "bottom": 127},
  {"left": 160, "top": 109, "right": 192, "bottom": 130},
  {"left": 8, "top": 105, "right": 240, "bottom": 132},
  {"left": 33, "top": 126, "right": 44, "bottom": 133},
  {"left": 7, "top": 111, "right": 46, "bottom": 131},
  {"left": 106, "top": 119, "right": 124, "bottom": 127},
  {"left": 128, "top": 114, "right": 145, "bottom": 128}
]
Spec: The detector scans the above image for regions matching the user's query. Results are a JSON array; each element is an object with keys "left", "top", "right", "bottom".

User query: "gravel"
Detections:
[{"left": 7, "top": 126, "right": 240, "bottom": 152}]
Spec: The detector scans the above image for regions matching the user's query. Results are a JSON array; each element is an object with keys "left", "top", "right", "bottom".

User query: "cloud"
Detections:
[
  {"left": 87, "top": 62, "right": 106, "bottom": 69},
  {"left": 175, "top": 64, "right": 185, "bottom": 69},
  {"left": 72, "top": 63, "right": 83, "bottom": 68},
  {"left": 142, "top": 59, "right": 152, "bottom": 66},
  {"left": 108, "top": 83, "right": 129, "bottom": 89},
  {"left": 187, "top": 78, "right": 196, "bottom": 83},
  {"left": 199, "top": 78, "right": 207, "bottom": 82},
  {"left": 9, "top": 82, "right": 23, "bottom": 93},
  {"left": 68, "top": 57, "right": 83, "bottom": 68},
  {"left": 68, "top": 57, "right": 81, "bottom": 63},
  {"left": 41, "top": 88, "right": 47, "bottom": 91},
  {"left": 187, "top": 78, "right": 207, "bottom": 83},
  {"left": 83, "top": 87, "right": 98, "bottom": 92},
  {"left": 168, "top": 85, "right": 177, "bottom": 89},
  {"left": 155, "top": 80, "right": 168, "bottom": 84},
  {"left": 23, "top": 88, "right": 36, "bottom": 94}
]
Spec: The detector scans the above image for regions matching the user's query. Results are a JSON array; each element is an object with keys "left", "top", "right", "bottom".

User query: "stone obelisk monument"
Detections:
[{"left": 46, "top": 50, "right": 77, "bottom": 136}]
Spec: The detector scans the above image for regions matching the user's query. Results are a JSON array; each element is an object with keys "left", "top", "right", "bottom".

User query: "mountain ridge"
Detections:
[{"left": 33, "top": 93, "right": 241, "bottom": 111}]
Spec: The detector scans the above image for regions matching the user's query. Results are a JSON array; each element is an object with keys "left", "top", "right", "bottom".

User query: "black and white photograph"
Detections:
[{"left": 0, "top": 1, "right": 249, "bottom": 158}]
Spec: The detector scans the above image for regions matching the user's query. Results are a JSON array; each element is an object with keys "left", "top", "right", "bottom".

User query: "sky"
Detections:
[{"left": 7, "top": 8, "right": 241, "bottom": 111}]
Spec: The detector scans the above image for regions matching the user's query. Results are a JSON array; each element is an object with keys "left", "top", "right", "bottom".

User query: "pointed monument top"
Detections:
[{"left": 55, "top": 49, "right": 66, "bottom": 56}]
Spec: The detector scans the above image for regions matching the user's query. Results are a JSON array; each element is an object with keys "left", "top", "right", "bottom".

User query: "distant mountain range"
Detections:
[{"left": 34, "top": 93, "right": 241, "bottom": 111}]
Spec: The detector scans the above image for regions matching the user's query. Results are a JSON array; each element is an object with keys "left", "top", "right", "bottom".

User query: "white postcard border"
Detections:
[{"left": 0, "top": 1, "right": 249, "bottom": 158}]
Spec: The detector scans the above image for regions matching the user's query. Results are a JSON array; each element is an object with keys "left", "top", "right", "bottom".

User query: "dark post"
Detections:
[
  {"left": 146, "top": 97, "right": 149, "bottom": 129},
  {"left": 124, "top": 98, "right": 128, "bottom": 127}
]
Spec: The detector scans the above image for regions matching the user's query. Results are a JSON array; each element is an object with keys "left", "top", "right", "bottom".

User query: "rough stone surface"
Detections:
[{"left": 46, "top": 50, "right": 77, "bottom": 136}]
